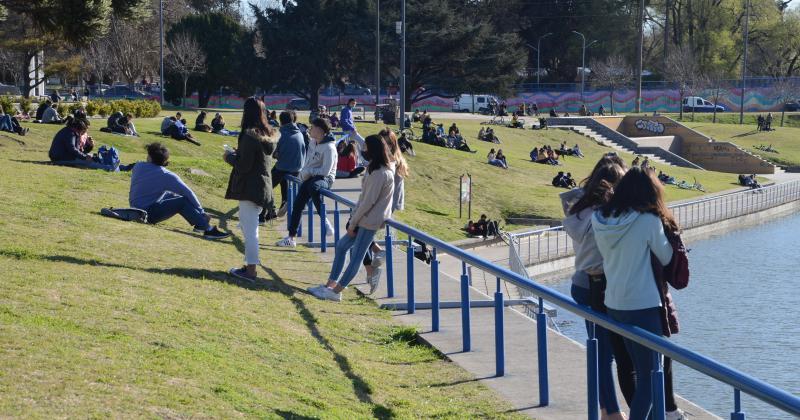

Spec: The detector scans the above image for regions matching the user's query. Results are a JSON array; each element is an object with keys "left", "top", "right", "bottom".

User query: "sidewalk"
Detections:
[{"left": 273, "top": 176, "right": 719, "bottom": 420}]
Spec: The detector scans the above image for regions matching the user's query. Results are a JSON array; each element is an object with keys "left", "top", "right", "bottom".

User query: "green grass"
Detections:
[
  {"left": 0, "top": 118, "right": 526, "bottom": 418},
  {"left": 681, "top": 121, "right": 800, "bottom": 168},
  {"left": 659, "top": 111, "right": 800, "bottom": 128},
  {"left": 364, "top": 118, "right": 743, "bottom": 240}
]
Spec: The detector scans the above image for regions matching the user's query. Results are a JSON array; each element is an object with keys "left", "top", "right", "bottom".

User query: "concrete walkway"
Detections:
[{"left": 274, "top": 176, "right": 719, "bottom": 420}]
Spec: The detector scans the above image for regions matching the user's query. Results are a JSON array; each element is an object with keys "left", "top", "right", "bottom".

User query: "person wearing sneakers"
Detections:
[
  {"left": 340, "top": 98, "right": 366, "bottom": 151},
  {"left": 128, "top": 142, "right": 230, "bottom": 240},
  {"left": 309, "top": 135, "right": 395, "bottom": 302},
  {"left": 259, "top": 111, "right": 306, "bottom": 224},
  {"left": 275, "top": 117, "right": 338, "bottom": 248},
  {"left": 224, "top": 98, "right": 276, "bottom": 282}
]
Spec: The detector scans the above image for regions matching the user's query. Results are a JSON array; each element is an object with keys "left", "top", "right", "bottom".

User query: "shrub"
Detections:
[
  {"left": 0, "top": 96, "right": 14, "bottom": 115},
  {"left": 85, "top": 100, "right": 100, "bottom": 117},
  {"left": 97, "top": 101, "right": 111, "bottom": 117},
  {"left": 68, "top": 102, "right": 83, "bottom": 115},
  {"left": 57, "top": 103, "right": 69, "bottom": 118},
  {"left": 19, "top": 97, "right": 31, "bottom": 115}
]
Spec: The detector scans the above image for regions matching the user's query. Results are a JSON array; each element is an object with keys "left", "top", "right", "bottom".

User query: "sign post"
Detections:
[{"left": 459, "top": 174, "right": 472, "bottom": 219}]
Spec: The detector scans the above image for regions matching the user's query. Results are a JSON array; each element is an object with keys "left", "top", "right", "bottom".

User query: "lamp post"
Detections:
[
  {"left": 739, "top": 0, "right": 750, "bottom": 124},
  {"left": 572, "top": 31, "right": 597, "bottom": 105},
  {"left": 159, "top": 0, "right": 164, "bottom": 106},
  {"left": 375, "top": 0, "right": 380, "bottom": 111},
  {"left": 635, "top": 0, "right": 645, "bottom": 113},
  {"left": 396, "top": 0, "right": 406, "bottom": 125},
  {"left": 526, "top": 32, "right": 552, "bottom": 91}
]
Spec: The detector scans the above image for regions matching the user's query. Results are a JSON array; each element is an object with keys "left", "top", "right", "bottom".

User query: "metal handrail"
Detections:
[{"left": 286, "top": 175, "right": 800, "bottom": 418}]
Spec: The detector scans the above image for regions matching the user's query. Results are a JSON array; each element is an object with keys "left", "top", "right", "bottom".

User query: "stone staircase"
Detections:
[{"left": 568, "top": 126, "right": 673, "bottom": 166}]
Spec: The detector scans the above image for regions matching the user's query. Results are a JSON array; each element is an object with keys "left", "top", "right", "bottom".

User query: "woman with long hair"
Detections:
[
  {"left": 224, "top": 97, "right": 276, "bottom": 281},
  {"left": 309, "top": 135, "right": 395, "bottom": 302},
  {"left": 562, "top": 156, "right": 632, "bottom": 420},
  {"left": 592, "top": 167, "right": 674, "bottom": 419}
]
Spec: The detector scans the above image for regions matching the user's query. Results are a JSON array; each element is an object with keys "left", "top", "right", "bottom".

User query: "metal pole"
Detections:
[
  {"left": 375, "top": 0, "right": 380, "bottom": 111},
  {"left": 663, "top": 0, "right": 670, "bottom": 69},
  {"left": 537, "top": 33, "right": 552, "bottom": 90},
  {"left": 159, "top": 0, "right": 164, "bottom": 107},
  {"left": 572, "top": 31, "right": 587, "bottom": 105},
  {"left": 636, "top": 0, "right": 645, "bottom": 113},
  {"left": 400, "top": 0, "right": 406, "bottom": 118},
  {"left": 739, "top": 0, "right": 750, "bottom": 124}
]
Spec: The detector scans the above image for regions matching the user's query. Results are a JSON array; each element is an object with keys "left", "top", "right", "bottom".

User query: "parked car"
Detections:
[
  {"left": 0, "top": 83, "right": 21, "bottom": 95},
  {"left": 452, "top": 94, "right": 499, "bottom": 113},
  {"left": 783, "top": 101, "right": 800, "bottom": 112},
  {"left": 342, "top": 84, "right": 371, "bottom": 95},
  {"left": 682, "top": 96, "right": 726, "bottom": 113},
  {"left": 100, "top": 85, "right": 147, "bottom": 99},
  {"left": 287, "top": 98, "right": 310, "bottom": 110}
]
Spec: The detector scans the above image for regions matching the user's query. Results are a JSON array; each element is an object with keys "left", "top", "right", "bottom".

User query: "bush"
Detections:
[
  {"left": 97, "top": 102, "right": 111, "bottom": 117},
  {"left": 68, "top": 102, "right": 83, "bottom": 115},
  {"left": 57, "top": 103, "right": 69, "bottom": 118},
  {"left": 0, "top": 96, "right": 14, "bottom": 115},
  {"left": 85, "top": 100, "right": 100, "bottom": 117},
  {"left": 19, "top": 97, "right": 31, "bottom": 115},
  {"left": 84, "top": 99, "right": 161, "bottom": 118}
]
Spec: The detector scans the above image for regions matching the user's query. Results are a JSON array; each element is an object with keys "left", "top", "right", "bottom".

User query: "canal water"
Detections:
[{"left": 549, "top": 212, "right": 800, "bottom": 419}]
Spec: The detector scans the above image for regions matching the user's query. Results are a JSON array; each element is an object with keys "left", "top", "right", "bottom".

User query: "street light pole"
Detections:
[
  {"left": 159, "top": 0, "right": 164, "bottom": 106},
  {"left": 739, "top": 0, "right": 750, "bottom": 124},
  {"left": 571, "top": 31, "right": 596, "bottom": 105},
  {"left": 635, "top": 0, "right": 645, "bottom": 113},
  {"left": 400, "top": 0, "right": 406, "bottom": 121},
  {"left": 375, "top": 0, "right": 380, "bottom": 111},
  {"left": 537, "top": 33, "right": 552, "bottom": 90}
]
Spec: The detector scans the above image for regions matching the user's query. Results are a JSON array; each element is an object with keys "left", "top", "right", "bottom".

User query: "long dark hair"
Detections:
[
  {"left": 364, "top": 134, "right": 391, "bottom": 174},
  {"left": 601, "top": 166, "right": 679, "bottom": 232},
  {"left": 569, "top": 164, "right": 625, "bottom": 216},
  {"left": 240, "top": 97, "right": 274, "bottom": 138}
]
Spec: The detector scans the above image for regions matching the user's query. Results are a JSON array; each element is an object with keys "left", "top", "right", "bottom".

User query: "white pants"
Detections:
[
  {"left": 238, "top": 200, "right": 262, "bottom": 265},
  {"left": 346, "top": 129, "right": 367, "bottom": 166}
]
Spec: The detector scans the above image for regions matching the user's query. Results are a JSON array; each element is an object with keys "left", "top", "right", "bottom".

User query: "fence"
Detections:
[{"left": 285, "top": 175, "right": 800, "bottom": 419}]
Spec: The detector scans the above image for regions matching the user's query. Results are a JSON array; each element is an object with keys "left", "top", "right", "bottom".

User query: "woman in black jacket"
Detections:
[{"left": 224, "top": 97, "right": 276, "bottom": 281}]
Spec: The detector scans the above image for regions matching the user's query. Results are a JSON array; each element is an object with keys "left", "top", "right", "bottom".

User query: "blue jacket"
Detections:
[
  {"left": 129, "top": 162, "right": 203, "bottom": 210},
  {"left": 48, "top": 127, "right": 87, "bottom": 162},
  {"left": 340, "top": 106, "right": 356, "bottom": 131},
  {"left": 274, "top": 124, "right": 306, "bottom": 172}
]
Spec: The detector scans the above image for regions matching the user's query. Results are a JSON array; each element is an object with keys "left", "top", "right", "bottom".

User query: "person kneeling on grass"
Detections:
[
  {"left": 129, "top": 142, "right": 230, "bottom": 240},
  {"left": 308, "top": 134, "right": 395, "bottom": 302},
  {"left": 275, "top": 118, "right": 338, "bottom": 248}
]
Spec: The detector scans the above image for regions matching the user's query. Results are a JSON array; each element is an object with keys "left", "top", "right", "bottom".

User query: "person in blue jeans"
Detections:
[
  {"left": 309, "top": 135, "right": 395, "bottom": 302},
  {"left": 592, "top": 167, "right": 675, "bottom": 420},
  {"left": 48, "top": 117, "right": 116, "bottom": 171},
  {"left": 128, "top": 142, "right": 229, "bottom": 240}
]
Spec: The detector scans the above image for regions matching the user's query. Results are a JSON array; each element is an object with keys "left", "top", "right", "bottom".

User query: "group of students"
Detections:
[
  {"left": 562, "top": 154, "right": 689, "bottom": 420},
  {"left": 551, "top": 171, "right": 576, "bottom": 189},
  {"left": 160, "top": 112, "right": 199, "bottom": 144},
  {"left": 35, "top": 99, "right": 64, "bottom": 124},
  {"left": 738, "top": 173, "right": 762, "bottom": 189},
  {"left": 464, "top": 214, "right": 501, "bottom": 238},
  {"left": 477, "top": 127, "right": 501, "bottom": 143},
  {"left": 486, "top": 148, "right": 509, "bottom": 169},
  {"left": 757, "top": 113, "right": 774, "bottom": 132},
  {"left": 194, "top": 111, "right": 240, "bottom": 136},
  {"left": 48, "top": 111, "right": 122, "bottom": 171},
  {"left": 420, "top": 117, "right": 472, "bottom": 152},
  {"left": 530, "top": 144, "right": 563, "bottom": 165},
  {"left": 102, "top": 111, "right": 139, "bottom": 136}
]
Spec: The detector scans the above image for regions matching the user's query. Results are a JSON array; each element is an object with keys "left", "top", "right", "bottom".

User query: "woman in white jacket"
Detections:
[
  {"left": 309, "top": 135, "right": 395, "bottom": 302},
  {"left": 592, "top": 167, "right": 674, "bottom": 420}
]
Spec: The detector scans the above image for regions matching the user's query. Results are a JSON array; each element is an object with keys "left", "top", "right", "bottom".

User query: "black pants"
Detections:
[
  {"left": 287, "top": 175, "right": 330, "bottom": 237},
  {"left": 260, "top": 168, "right": 299, "bottom": 218}
]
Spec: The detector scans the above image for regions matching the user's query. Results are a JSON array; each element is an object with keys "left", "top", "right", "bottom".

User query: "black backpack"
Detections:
[{"left": 100, "top": 207, "right": 148, "bottom": 223}]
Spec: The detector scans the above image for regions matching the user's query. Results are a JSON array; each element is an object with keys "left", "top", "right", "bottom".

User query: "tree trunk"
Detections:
[
  {"left": 309, "top": 87, "right": 320, "bottom": 110},
  {"left": 198, "top": 89, "right": 211, "bottom": 108},
  {"left": 609, "top": 88, "right": 614, "bottom": 115},
  {"left": 183, "top": 76, "right": 188, "bottom": 108},
  {"left": 678, "top": 93, "right": 684, "bottom": 120},
  {"left": 781, "top": 109, "right": 786, "bottom": 127}
]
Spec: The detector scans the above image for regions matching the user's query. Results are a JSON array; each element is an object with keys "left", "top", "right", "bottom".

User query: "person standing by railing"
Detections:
[
  {"left": 308, "top": 135, "right": 395, "bottom": 302},
  {"left": 592, "top": 167, "right": 674, "bottom": 420},
  {"left": 275, "top": 118, "right": 338, "bottom": 248},
  {"left": 224, "top": 98, "right": 276, "bottom": 282},
  {"left": 259, "top": 111, "right": 307, "bottom": 224},
  {"left": 563, "top": 159, "right": 632, "bottom": 420}
]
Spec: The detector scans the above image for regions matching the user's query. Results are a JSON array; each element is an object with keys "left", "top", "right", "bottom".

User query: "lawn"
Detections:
[
  {"left": 681, "top": 121, "right": 800, "bottom": 168},
  {"left": 0, "top": 118, "right": 526, "bottom": 418}
]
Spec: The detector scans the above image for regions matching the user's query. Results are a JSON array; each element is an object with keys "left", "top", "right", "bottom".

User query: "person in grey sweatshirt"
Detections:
[
  {"left": 562, "top": 160, "right": 631, "bottom": 420},
  {"left": 592, "top": 167, "right": 674, "bottom": 420},
  {"left": 275, "top": 117, "right": 338, "bottom": 247}
]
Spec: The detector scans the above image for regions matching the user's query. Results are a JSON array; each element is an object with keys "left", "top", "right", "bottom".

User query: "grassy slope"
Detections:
[
  {"left": 0, "top": 119, "right": 525, "bottom": 418},
  {"left": 681, "top": 121, "right": 800, "bottom": 168},
  {"left": 350, "top": 118, "right": 741, "bottom": 240}
]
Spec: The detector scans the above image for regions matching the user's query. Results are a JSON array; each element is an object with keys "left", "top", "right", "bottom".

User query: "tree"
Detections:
[
  {"left": 771, "top": 77, "right": 800, "bottom": 127},
  {"left": 707, "top": 69, "right": 726, "bottom": 124},
  {"left": 664, "top": 46, "right": 704, "bottom": 120},
  {"left": 0, "top": 47, "right": 24, "bottom": 86},
  {"left": 166, "top": 33, "right": 207, "bottom": 106},
  {"left": 106, "top": 19, "right": 154, "bottom": 87},
  {"left": 590, "top": 55, "right": 634, "bottom": 115},
  {"left": 83, "top": 40, "right": 115, "bottom": 85}
]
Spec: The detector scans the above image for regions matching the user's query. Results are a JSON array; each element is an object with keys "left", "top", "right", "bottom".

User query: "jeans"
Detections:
[
  {"left": 287, "top": 176, "right": 331, "bottom": 237},
  {"left": 52, "top": 159, "right": 116, "bottom": 171},
  {"left": 328, "top": 226, "right": 377, "bottom": 288},
  {"left": 607, "top": 307, "right": 664, "bottom": 420},
  {"left": 0, "top": 115, "right": 20, "bottom": 133},
  {"left": 489, "top": 159, "right": 507, "bottom": 168},
  {"left": 336, "top": 167, "right": 365, "bottom": 179},
  {"left": 238, "top": 200, "right": 262, "bottom": 265},
  {"left": 145, "top": 191, "right": 208, "bottom": 229},
  {"left": 345, "top": 129, "right": 365, "bottom": 150}
]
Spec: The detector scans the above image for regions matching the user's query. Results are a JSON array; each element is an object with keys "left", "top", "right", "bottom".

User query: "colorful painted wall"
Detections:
[{"left": 184, "top": 86, "right": 790, "bottom": 113}]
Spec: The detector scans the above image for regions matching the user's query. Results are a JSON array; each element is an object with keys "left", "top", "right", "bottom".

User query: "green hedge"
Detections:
[
  {"left": 84, "top": 99, "right": 161, "bottom": 118},
  {"left": 0, "top": 96, "right": 14, "bottom": 115}
]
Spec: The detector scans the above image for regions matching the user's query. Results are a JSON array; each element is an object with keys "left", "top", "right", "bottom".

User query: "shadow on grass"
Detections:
[
  {"left": 10, "top": 159, "right": 51, "bottom": 165},
  {"left": 274, "top": 411, "right": 317, "bottom": 420},
  {"left": 259, "top": 264, "right": 396, "bottom": 419},
  {"left": 732, "top": 130, "right": 761, "bottom": 138}
]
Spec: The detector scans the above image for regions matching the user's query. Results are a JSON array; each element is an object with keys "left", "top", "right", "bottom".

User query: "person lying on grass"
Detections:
[{"left": 128, "top": 142, "right": 230, "bottom": 240}]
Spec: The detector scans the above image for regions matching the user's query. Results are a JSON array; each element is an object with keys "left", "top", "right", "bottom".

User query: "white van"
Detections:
[
  {"left": 452, "top": 94, "right": 498, "bottom": 113},
  {"left": 682, "top": 96, "right": 726, "bottom": 113}
]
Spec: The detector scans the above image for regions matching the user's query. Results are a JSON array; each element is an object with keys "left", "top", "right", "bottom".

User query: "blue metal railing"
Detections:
[{"left": 285, "top": 175, "right": 800, "bottom": 419}]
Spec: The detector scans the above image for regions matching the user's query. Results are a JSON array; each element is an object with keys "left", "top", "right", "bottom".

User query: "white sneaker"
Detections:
[
  {"left": 372, "top": 250, "right": 386, "bottom": 268},
  {"left": 367, "top": 267, "right": 383, "bottom": 294},
  {"left": 666, "top": 409, "right": 686, "bottom": 420},
  {"left": 324, "top": 218, "right": 334, "bottom": 237},
  {"left": 275, "top": 236, "right": 296, "bottom": 247},
  {"left": 307, "top": 284, "right": 326, "bottom": 294},
  {"left": 311, "top": 286, "right": 341, "bottom": 302}
]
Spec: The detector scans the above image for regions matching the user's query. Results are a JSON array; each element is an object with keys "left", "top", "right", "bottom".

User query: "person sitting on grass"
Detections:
[
  {"left": 105, "top": 111, "right": 129, "bottom": 135},
  {"left": 496, "top": 149, "right": 508, "bottom": 167},
  {"left": 530, "top": 147, "right": 539, "bottom": 162},
  {"left": 48, "top": 117, "right": 115, "bottom": 171},
  {"left": 129, "top": 142, "right": 230, "bottom": 240},
  {"left": 659, "top": 170, "right": 676, "bottom": 185},
  {"left": 0, "top": 108, "right": 28, "bottom": 136},
  {"left": 122, "top": 113, "right": 139, "bottom": 137},
  {"left": 329, "top": 112, "right": 339, "bottom": 128},
  {"left": 41, "top": 101, "right": 63, "bottom": 124},
  {"left": 412, "top": 109, "right": 421, "bottom": 122},
  {"left": 161, "top": 115, "right": 176, "bottom": 135},
  {"left": 549, "top": 108, "right": 558, "bottom": 117},
  {"left": 398, "top": 131, "right": 415, "bottom": 156},
  {"left": 195, "top": 111, "right": 212, "bottom": 132},
  {"left": 452, "top": 135, "right": 472, "bottom": 152},
  {"left": 509, "top": 114, "right": 523, "bottom": 128},
  {"left": 487, "top": 148, "right": 508, "bottom": 169},
  {"left": 472, "top": 214, "right": 500, "bottom": 239},
  {"left": 307, "top": 134, "right": 395, "bottom": 302},
  {"left": 169, "top": 117, "right": 200, "bottom": 144},
  {"left": 336, "top": 140, "right": 366, "bottom": 179},
  {"left": 573, "top": 143, "right": 584, "bottom": 157}
]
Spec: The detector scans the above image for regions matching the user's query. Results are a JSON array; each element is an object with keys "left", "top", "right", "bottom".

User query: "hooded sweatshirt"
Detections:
[
  {"left": 560, "top": 189, "right": 590, "bottom": 289},
  {"left": 591, "top": 210, "right": 673, "bottom": 311},
  {"left": 300, "top": 132, "right": 337, "bottom": 183},
  {"left": 274, "top": 124, "right": 306, "bottom": 172}
]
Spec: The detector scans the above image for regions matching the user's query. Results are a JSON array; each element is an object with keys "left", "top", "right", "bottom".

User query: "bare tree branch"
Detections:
[
  {"left": 590, "top": 55, "right": 634, "bottom": 115},
  {"left": 165, "top": 32, "right": 206, "bottom": 106}
]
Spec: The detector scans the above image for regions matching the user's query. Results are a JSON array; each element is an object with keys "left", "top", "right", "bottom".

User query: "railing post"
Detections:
[
  {"left": 320, "top": 199, "right": 327, "bottom": 251},
  {"left": 306, "top": 200, "right": 314, "bottom": 244},
  {"left": 460, "top": 261, "right": 471, "bottom": 352},
  {"left": 385, "top": 226, "right": 394, "bottom": 298},
  {"left": 333, "top": 201, "right": 340, "bottom": 245},
  {"left": 296, "top": 183, "right": 302, "bottom": 238},
  {"left": 494, "top": 276, "right": 505, "bottom": 377},
  {"left": 406, "top": 235, "right": 415, "bottom": 314},
  {"left": 731, "top": 389, "right": 746, "bottom": 420},
  {"left": 586, "top": 322, "right": 599, "bottom": 420},
  {"left": 652, "top": 352, "right": 666, "bottom": 420},
  {"left": 286, "top": 182, "right": 294, "bottom": 232},
  {"left": 537, "top": 296, "right": 549, "bottom": 406},
  {"left": 431, "top": 247, "right": 440, "bottom": 332}
]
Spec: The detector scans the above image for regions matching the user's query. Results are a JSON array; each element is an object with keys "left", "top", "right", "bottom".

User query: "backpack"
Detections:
[
  {"left": 96, "top": 145, "right": 121, "bottom": 169},
  {"left": 100, "top": 207, "right": 148, "bottom": 223}
]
